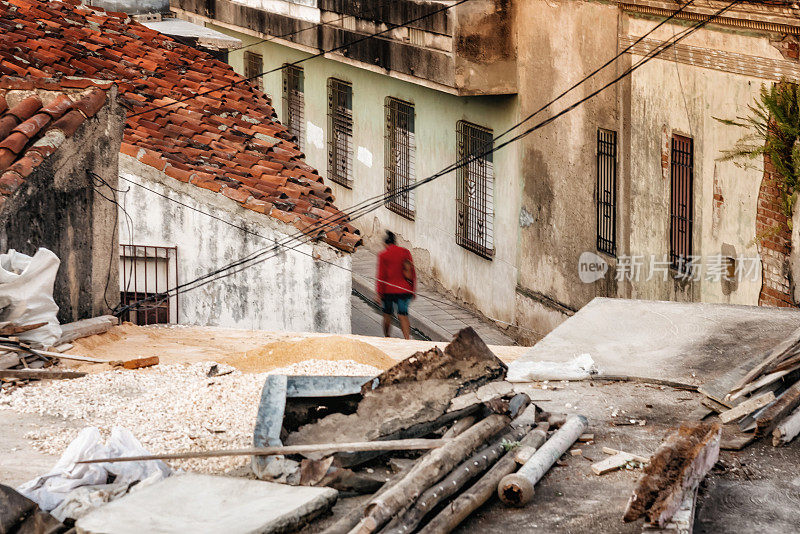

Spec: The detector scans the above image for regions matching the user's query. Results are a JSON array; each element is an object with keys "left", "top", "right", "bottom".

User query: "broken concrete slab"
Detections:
[
  {"left": 284, "top": 328, "right": 506, "bottom": 465},
  {"left": 510, "top": 298, "right": 800, "bottom": 386},
  {"left": 75, "top": 473, "right": 337, "bottom": 534}
]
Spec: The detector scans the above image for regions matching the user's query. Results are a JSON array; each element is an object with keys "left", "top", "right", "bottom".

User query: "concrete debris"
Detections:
[
  {"left": 507, "top": 353, "right": 599, "bottom": 382},
  {"left": 284, "top": 328, "right": 507, "bottom": 465},
  {"left": 76, "top": 473, "right": 338, "bottom": 534}
]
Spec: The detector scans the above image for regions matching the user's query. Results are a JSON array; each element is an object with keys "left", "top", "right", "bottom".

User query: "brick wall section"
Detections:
[{"left": 756, "top": 154, "right": 794, "bottom": 307}]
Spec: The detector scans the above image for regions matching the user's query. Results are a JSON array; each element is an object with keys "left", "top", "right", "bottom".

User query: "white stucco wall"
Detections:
[{"left": 117, "top": 154, "right": 352, "bottom": 333}]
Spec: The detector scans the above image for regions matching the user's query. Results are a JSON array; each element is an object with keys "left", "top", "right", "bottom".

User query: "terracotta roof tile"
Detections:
[
  {"left": 0, "top": 0, "right": 358, "bottom": 249},
  {"left": 0, "top": 76, "right": 110, "bottom": 179}
]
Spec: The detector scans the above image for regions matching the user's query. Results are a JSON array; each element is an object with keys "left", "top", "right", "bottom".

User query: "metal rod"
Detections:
[{"left": 77, "top": 438, "right": 449, "bottom": 464}]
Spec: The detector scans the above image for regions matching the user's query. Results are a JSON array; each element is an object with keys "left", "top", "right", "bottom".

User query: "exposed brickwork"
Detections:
[
  {"left": 756, "top": 154, "right": 794, "bottom": 307},
  {"left": 770, "top": 35, "right": 800, "bottom": 62}
]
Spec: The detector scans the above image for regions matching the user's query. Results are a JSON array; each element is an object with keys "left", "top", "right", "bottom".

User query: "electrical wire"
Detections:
[{"left": 114, "top": 0, "right": 742, "bottom": 333}]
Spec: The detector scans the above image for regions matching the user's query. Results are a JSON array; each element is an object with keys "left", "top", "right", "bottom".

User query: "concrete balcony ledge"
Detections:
[{"left": 170, "top": 0, "right": 517, "bottom": 96}]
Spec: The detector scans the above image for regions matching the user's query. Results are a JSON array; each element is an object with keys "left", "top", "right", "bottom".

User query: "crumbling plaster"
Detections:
[
  {"left": 0, "top": 87, "right": 124, "bottom": 323},
  {"left": 117, "top": 154, "right": 351, "bottom": 333}
]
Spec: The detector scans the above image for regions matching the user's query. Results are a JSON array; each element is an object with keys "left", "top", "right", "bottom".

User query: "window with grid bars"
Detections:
[
  {"left": 596, "top": 129, "right": 617, "bottom": 256},
  {"left": 244, "top": 51, "right": 263, "bottom": 90},
  {"left": 456, "top": 121, "right": 494, "bottom": 258},
  {"left": 384, "top": 97, "right": 415, "bottom": 219},
  {"left": 327, "top": 78, "right": 353, "bottom": 188},
  {"left": 670, "top": 134, "right": 694, "bottom": 271},
  {"left": 282, "top": 64, "right": 304, "bottom": 150}
]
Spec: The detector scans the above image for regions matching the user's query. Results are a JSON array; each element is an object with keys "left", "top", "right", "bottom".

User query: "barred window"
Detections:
[
  {"left": 596, "top": 129, "right": 617, "bottom": 256},
  {"left": 670, "top": 134, "right": 694, "bottom": 270},
  {"left": 327, "top": 78, "right": 353, "bottom": 188},
  {"left": 244, "top": 51, "right": 263, "bottom": 90},
  {"left": 456, "top": 121, "right": 494, "bottom": 258},
  {"left": 282, "top": 64, "right": 304, "bottom": 150},
  {"left": 384, "top": 97, "right": 415, "bottom": 220}
]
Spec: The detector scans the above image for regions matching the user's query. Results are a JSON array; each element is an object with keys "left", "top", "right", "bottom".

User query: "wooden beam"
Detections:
[
  {"left": 755, "top": 381, "right": 800, "bottom": 439},
  {"left": 56, "top": 315, "right": 118, "bottom": 344},
  {"left": 79, "top": 438, "right": 448, "bottom": 464},
  {"left": 0, "top": 369, "right": 86, "bottom": 380},
  {"left": 731, "top": 326, "right": 800, "bottom": 392},
  {"left": 772, "top": 405, "right": 800, "bottom": 446},
  {"left": 718, "top": 391, "right": 776, "bottom": 424},
  {"left": 624, "top": 423, "right": 721, "bottom": 527}
]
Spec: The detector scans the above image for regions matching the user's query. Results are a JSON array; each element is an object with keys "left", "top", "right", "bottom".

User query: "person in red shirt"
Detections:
[{"left": 376, "top": 231, "right": 416, "bottom": 339}]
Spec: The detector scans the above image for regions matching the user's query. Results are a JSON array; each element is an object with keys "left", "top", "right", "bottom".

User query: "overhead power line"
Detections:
[{"left": 115, "top": 0, "right": 741, "bottom": 332}]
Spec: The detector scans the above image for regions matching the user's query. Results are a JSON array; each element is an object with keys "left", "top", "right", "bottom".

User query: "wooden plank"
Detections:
[
  {"left": 642, "top": 484, "right": 698, "bottom": 534},
  {"left": 122, "top": 356, "right": 159, "bottom": 369},
  {"left": 755, "top": 381, "right": 800, "bottom": 439},
  {"left": 1, "top": 346, "right": 110, "bottom": 364},
  {"left": 731, "top": 326, "right": 800, "bottom": 392},
  {"left": 602, "top": 446, "right": 650, "bottom": 463},
  {"left": 0, "top": 353, "right": 20, "bottom": 370},
  {"left": 0, "top": 322, "right": 46, "bottom": 336},
  {"left": 56, "top": 315, "right": 118, "bottom": 345},
  {"left": 727, "top": 369, "right": 792, "bottom": 401},
  {"left": 592, "top": 452, "right": 635, "bottom": 475},
  {"left": 718, "top": 392, "right": 776, "bottom": 424},
  {"left": 0, "top": 369, "right": 86, "bottom": 380},
  {"left": 78, "top": 438, "right": 449, "bottom": 465}
]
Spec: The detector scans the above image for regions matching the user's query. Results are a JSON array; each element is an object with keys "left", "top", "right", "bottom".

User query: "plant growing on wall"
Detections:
[{"left": 716, "top": 79, "right": 800, "bottom": 228}]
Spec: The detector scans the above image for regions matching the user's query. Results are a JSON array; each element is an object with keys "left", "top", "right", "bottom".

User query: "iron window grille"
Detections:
[
  {"left": 282, "top": 64, "right": 305, "bottom": 150},
  {"left": 456, "top": 121, "right": 494, "bottom": 259},
  {"left": 596, "top": 129, "right": 617, "bottom": 256},
  {"left": 384, "top": 97, "right": 416, "bottom": 220},
  {"left": 327, "top": 78, "right": 353, "bottom": 188},
  {"left": 670, "top": 134, "right": 694, "bottom": 272},
  {"left": 244, "top": 51, "right": 263, "bottom": 91},
  {"left": 119, "top": 244, "right": 178, "bottom": 325}
]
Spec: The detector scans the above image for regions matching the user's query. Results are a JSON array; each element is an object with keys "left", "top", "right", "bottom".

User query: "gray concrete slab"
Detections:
[
  {"left": 509, "top": 297, "right": 800, "bottom": 384},
  {"left": 76, "top": 473, "right": 337, "bottom": 534},
  {"left": 0, "top": 410, "right": 74, "bottom": 487}
]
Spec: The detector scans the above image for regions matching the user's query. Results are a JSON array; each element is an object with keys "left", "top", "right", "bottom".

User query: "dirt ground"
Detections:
[
  {"left": 304, "top": 380, "right": 800, "bottom": 534},
  {"left": 60, "top": 324, "right": 527, "bottom": 373}
]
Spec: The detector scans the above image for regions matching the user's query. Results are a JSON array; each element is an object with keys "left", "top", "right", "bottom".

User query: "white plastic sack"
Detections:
[
  {"left": 0, "top": 248, "right": 61, "bottom": 348},
  {"left": 507, "top": 353, "right": 600, "bottom": 382},
  {"left": 17, "top": 426, "right": 171, "bottom": 513}
]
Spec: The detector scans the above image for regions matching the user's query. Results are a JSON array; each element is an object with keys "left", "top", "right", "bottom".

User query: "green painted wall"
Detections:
[{"left": 212, "top": 24, "right": 523, "bottom": 322}]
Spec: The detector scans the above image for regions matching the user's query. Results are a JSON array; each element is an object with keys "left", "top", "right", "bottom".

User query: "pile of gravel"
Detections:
[{"left": 0, "top": 360, "right": 380, "bottom": 474}]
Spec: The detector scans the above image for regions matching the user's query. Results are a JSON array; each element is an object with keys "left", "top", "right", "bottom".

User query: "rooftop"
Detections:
[
  {"left": 0, "top": 76, "right": 111, "bottom": 205},
  {"left": 0, "top": 0, "right": 361, "bottom": 252}
]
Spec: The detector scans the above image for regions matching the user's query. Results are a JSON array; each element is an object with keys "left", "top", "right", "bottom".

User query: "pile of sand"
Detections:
[{"left": 221, "top": 335, "right": 397, "bottom": 373}]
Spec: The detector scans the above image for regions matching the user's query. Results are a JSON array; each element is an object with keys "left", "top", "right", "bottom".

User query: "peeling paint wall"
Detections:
[
  {"left": 118, "top": 154, "right": 351, "bottom": 333},
  {"left": 0, "top": 89, "right": 124, "bottom": 323},
  {"left": 624, "top": 18, "right": 769, "bottom": 306},
  {"left": 217, "top": 26, "right": 521, "bottom": 324}
]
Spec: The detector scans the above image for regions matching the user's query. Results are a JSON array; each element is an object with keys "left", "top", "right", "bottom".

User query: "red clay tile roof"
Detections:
[
  {"left": 0, "top": 0, "right": 361, "bottom": 252},
  {"left": 0, "top": 76, "right": 112, "bottom": 201}
]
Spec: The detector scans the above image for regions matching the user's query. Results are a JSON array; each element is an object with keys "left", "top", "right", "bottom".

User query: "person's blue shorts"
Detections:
[{"left": 381, "top": 294, "right": 412, "bottom": 316}]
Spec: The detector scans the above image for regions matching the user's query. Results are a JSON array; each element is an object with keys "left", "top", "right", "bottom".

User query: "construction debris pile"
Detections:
[{"left": 697, "top": 326, "right": 800, "bottom": 449}]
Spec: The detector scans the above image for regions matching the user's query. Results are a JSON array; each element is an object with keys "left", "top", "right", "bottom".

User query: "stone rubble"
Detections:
[{"left": 0, "top": 360, "right": 380, "bottom": 474}]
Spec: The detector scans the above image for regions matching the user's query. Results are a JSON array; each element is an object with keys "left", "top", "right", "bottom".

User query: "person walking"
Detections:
[{"left": 376, "top": 231, "right": 416, "bottom": 339}]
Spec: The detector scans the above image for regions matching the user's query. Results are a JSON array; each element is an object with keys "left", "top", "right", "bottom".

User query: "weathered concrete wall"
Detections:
[
  {"left": 0, "top": 88, "right": 124, "bottom": 323},
  {"left": 624, "top": 17, "right": 770, "bottom": 306},
  {"left": 118, "top": 154, "right": 351, "bottom": 333},
  {"left": 88, "top": 0, "right": 171, "bottom": 14},
  {"left": 217, "top": 26, "right": 521, "bottom": 324},
  {"left": 513, "top": 0, "right": 619, "bottom": 331}
]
